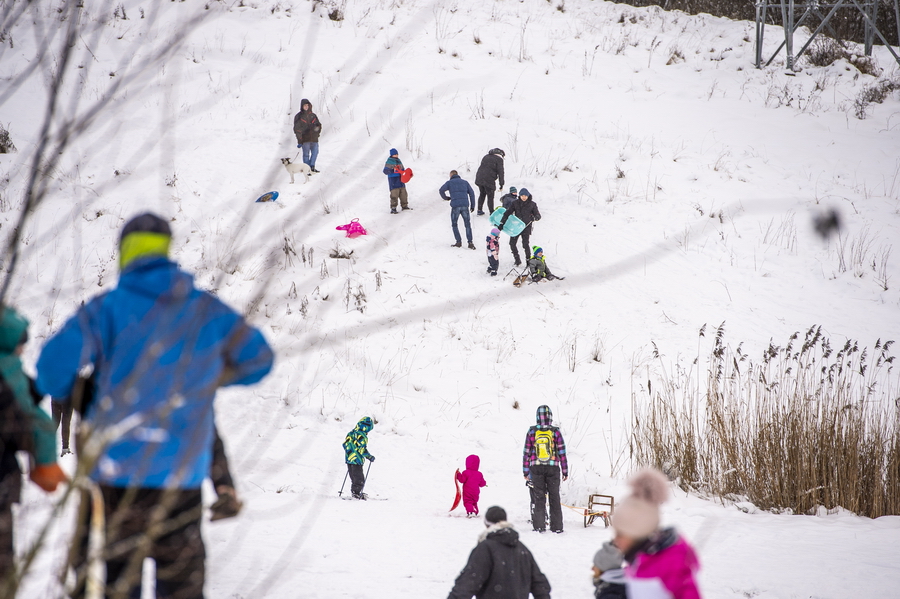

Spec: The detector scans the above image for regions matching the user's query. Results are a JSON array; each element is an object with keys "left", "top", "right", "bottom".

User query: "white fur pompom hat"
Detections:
[{"left": 611, "top": 468, "right": 670, "bottom": 539}]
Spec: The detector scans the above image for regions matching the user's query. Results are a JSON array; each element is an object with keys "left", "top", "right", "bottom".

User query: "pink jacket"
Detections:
[
  {"left": 626, "top": 534, "right": 701, "bottom": 599},
  {"left": 456, "top": 454, "right": 487, "bottom": 501}
]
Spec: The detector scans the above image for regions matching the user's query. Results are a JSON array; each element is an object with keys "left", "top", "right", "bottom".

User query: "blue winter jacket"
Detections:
[
  {"left": 383, "top": 156, "right": 405, "bottom": 190},
  {"left": 439, "top": 175, "right": 476, "bottom": 210},
  {"left": 36, "top": 258, "right": 274, "bottom": 489}
]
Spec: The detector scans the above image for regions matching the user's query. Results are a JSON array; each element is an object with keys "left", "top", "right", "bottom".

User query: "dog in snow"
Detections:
[{"left": 281, "top": 157, "right": 311, "bottom": 184}]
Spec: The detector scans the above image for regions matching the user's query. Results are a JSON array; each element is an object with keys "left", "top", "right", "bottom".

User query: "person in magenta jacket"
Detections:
[
  {"left": 456, "top": 454, "right": 487, "bottom": 517},
  {"left": 611, "top": 468, "right": 701, "bottom": 599}
]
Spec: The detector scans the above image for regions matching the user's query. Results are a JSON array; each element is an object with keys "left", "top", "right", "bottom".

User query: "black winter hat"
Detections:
[
  {"left": 484, "top": 506, "right": 507, "bottom": 524},
  {"left": 490, "top": 148, "right": 505, "bottom": 157},
  {"left": 301, "top": 98, "right": 311, "bottom": 108},
  {"left": 120, "top": 213, "right": 171, "bottom": 243}
]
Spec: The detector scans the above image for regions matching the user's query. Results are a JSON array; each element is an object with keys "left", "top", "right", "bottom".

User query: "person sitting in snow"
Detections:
[
  {"left": 486, "top": 228, "right": 501, "bottom": 276},
  {"left": 447, "top": 506, "right": 551, "bottom": 599},
  {"left": 527, "top": 246, "right": 559, "bottom": 282},
  {"left": 343, "top": 416, "right": 375, "bottom": 500},
  {"left": 592, "top": 541, "right": 627, "bottom": 599},
  {"left": 456, "top": 454, "right": 487, "bottom": 517}
]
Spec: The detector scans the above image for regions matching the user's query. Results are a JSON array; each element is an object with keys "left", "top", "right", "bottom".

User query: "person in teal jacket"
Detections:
[
  {"left": 343, "top": 416, "right": 375, "bottom": 499},
  {"left": 35, "top": 213, "right": 274, "bottom": 599}
]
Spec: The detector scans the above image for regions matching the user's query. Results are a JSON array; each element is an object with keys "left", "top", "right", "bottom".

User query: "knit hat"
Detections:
[
  {"left": 593, "top": 542, "right": 624, "bottom": 572},
  {"left": 611, "top": 468, "right": 670, "bottom": 540},
  {"left": 484, "top": 506, "right": 507, "bottom": 524},
  {"left": 389, "top": 148, "right": 398, "bottom": 156},
  {"left": 119, "top": 213, "right": 172, "bottom": 270},
  {"left": 532, "top": 246, "right": 543, "bottom": 257},
  {"left": 490, "top": 228, "right": 500, "bottom": 237},
  {"left": 518, "top": 187, "right": 530, "bottom": 198},
  {"left": 509, "top": 186, "right": 517, "bottom": 194}
]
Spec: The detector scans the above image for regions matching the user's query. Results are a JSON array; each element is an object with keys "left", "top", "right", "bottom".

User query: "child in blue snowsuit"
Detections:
[
  {"left": 486, "top": 228, "right": 500, "bottom": 276},
  {"left": 456, "top": 454, "right": 487, "bottom": 517}
]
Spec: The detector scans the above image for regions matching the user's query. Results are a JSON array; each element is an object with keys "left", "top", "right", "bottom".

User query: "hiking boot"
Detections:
[
  {"left": 311, "top": 167, "right": 320, "bottom": 173},
  {"left": 514, "top": 259, "right": 522, "bottom": 267},
  {"left": 467, "top": 242, "right": 476, "bottom": 250},
  {"left": 210, "top": 486, "right": 244, "bottom": 521},
  {"left": 391, "top": 208, "right": 398, "bottom": 214},
  {"left": 477, "top": 211, "right": 485, "bottom": 216},
  {"left": 402, "top": 206, "right": 413, "bottom": 211},
  {"left": 451, "top": 241, "right": 462, "bottom": 248},
  {"left": 490, "top": 272, "right": 497, "bottom": 276},
  {"left": 352, "top": 492, "right": 368, "bottom": 500}
]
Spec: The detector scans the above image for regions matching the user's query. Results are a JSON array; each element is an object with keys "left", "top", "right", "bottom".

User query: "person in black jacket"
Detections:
[
  {"left": 448, "top": 506, "right": 552, "bottom": 599},
  {"left": 0, "top": 377, "right": 32, "bottom": 589},
  {"left": 293, "top": 99, "right": 322, "bottom": 172},
  {"left": 474, "top": 149, "right": 505, "bottom": 216},
  {"left": 498, "top": 188, "right": 541, "bottom": 266}
]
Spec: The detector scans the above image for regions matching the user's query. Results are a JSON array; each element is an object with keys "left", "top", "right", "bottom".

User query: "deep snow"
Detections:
[{"left": 2, "top": 0, "right": 899, "bottom": 597}]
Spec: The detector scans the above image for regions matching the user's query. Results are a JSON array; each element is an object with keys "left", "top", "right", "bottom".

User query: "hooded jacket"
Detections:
[
  {"left": 624, "top": 528, "right": 701, "bottom": 599},
  {"left": 293, "top": 99, "right": 322, "bottom": 144},
  {"left": 36, "top": 258, "right": 274, "bottom": 489},
  {"left": 456, "top": 454, "right": 487, "bottom": 503},
  {"left": 447, "top": 521, "right": 551, "bottom": 599},
  {"left": 522, "top": 405, "right": 568, "bottom": 477},
  {"left": 0, "top": 307, "right": 56, "bottom": 466},
  {"left": 440, "top": 174, "right": 476, "bottom": 209},
  {"left": 474, "top": 152, "right": 505, "bottom": 190},
  {"left": 343, "top": 417, "right": 374, "bottom": 465}
]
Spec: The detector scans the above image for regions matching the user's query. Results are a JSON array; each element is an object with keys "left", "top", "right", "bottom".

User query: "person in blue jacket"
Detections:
[
  {"left": 439, "top": 170, "right": 477, "bottom": 250},
  {"left": 36, "top": 212, "right": 274, "bottom": 599},
  {"left": 383, "top": 148, "right": 411, "bottom": 214}
]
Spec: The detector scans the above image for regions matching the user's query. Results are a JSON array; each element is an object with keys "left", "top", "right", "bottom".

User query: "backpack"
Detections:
[{"left": 534, "top": 428, "right": 556, "bottom": 463}]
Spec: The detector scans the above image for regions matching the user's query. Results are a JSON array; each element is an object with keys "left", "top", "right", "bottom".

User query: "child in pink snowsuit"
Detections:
[{"left": 456, "top": 454, "right": 487, "bottom": 517}]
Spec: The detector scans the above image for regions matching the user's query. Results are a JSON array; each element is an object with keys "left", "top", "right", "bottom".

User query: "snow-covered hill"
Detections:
[{"left": 2, "top": 0, "right": 899, "bottom": 597}]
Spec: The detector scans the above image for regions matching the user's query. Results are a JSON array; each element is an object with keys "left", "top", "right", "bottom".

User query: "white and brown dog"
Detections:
[{"left": 281, "top": 157, "right": 311, "bottom": 184}]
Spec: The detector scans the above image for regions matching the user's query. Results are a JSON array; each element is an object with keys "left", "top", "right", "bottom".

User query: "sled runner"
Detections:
[
  {"left": 561, "top": 494, "right": 615, "bottom": 528},
  {"left": 489, "top": 207, "right": 526, "bottom": 237}
]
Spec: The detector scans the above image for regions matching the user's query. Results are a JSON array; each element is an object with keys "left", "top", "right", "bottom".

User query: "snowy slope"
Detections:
[{"left": 2, "top": 0, "right": 899, "bottom": 597}]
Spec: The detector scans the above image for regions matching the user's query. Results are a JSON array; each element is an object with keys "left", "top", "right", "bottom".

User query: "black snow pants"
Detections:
[{"left": 529, "top": 464, "right": 563, "bottom": 533}]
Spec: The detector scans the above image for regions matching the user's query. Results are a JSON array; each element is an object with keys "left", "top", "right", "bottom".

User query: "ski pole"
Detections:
[
  {"left": 364, "top": 460, "right": 372, "bottom": 482},
  {"left": 338, "top": 470, "right": 349, "bottom": 497}
]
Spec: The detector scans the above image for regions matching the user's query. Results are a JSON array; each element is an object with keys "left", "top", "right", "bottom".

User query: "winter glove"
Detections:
[
  {"left": 470, "top": 207, "right": 474, "bottom": 213},
  {"left": 30, "top": 463, "right": 68, "bottom": 493},
  {"left": 368, "top": 455, "right": 375, "bottom": 462},
  {"left": 297, "top": 144, "right": 301, "bottom": 148}
]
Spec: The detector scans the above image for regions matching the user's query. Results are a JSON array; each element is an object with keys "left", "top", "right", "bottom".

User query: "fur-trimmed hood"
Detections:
[{"left": 478, "top": 521, "right": 519, "bottom": 545}]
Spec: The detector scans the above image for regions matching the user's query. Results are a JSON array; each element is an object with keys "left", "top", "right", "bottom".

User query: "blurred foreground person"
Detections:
[{"left": 37, "top": 213, "right": 274, "bottom": 599}]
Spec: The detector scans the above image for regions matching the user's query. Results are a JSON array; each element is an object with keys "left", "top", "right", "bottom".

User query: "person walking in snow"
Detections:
[
  {"left": 499, "top": 186, "right": 519, "bottom": 210},
  {"left": 343, "top": 416, "right": 376, "bottom": 500},
  {"left": 499, "top": 188, "right": 541, "bottom": 266},
  {"left": 486, "top": 228, "right": 501, "bottom": 276},
  {"left": 36, "top": 212, "right": 274, "bottom": 599},
  {"left": 447, "top": 506, "right": 551, "bottom": 599},
  {"left": 384, "top": 148, "right": 412, "bottom": 214},
  {"left": 611, "top": 469, "right": 702, "bottom": 599},
  {"left": 474, "top": 148, "right": 505, "bottom": 216},
  {"left": 293, "top": 98, "right": 322, "bottom": 172},
  {"left": 456, "top": 454, "right": 487, "bottom": 517},
  {"left": 523, "top": 405, "right": 568, "bottom": 533},
  {"left": 439, "top": 170, "right": 477, "bottom": 249},
  {"left": 592, "top": 541, "right": 627, "bottom": 599}
]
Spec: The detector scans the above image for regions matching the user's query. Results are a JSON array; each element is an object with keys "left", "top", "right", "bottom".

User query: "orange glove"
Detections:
[{"left": 30, "top": 463, "right": 69, "bottom": 493}]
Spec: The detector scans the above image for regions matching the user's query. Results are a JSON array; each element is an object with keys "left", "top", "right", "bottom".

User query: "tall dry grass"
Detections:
[{"left": 633, "top": 324, "right": 900, "bottom": 518}]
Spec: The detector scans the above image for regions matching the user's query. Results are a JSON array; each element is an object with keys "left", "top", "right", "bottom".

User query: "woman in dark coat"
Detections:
[{"left": 474, "top": 149, "right": 505, "bottom": 216}]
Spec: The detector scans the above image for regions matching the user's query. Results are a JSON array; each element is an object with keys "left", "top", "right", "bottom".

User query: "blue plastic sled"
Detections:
[
  {"left": 489, "top": 207, "right": 526, "bottom": 237},
  {"left": 256, "top": 191, "right": 279, "bottom": 203}
]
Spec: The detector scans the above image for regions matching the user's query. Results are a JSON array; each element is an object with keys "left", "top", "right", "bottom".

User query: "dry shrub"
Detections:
[
  {"left": 806, "top": 38, "right": 850, "bottom": 67},
  {"left": 0, "top": 124, "right": 15, "bottom": 153},
  {"left": 633, "top": 324, "right": 900, "bottom": 518},
  {"left": 854, "top": 77, "right": 900, "bottom": 119}
]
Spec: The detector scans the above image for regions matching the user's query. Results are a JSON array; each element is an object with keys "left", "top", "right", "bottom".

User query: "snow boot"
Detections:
[
  {"left": 210, "top": 486, "right": 244, "bottom": 521},
  {"left": 402, "top": 206, "right": 413, "bottom": 211},
  {"left": 352, "top": 492, "right": 368, "bottom": 500},
  {"left": 467, "top": 242, "right": 476, "bottom": 250},
  {"left": 391, "top": 208, "right": 398, "bottom": 214},
  {"left": 451, "top": 241, "right": 462, "bottom": 248}
]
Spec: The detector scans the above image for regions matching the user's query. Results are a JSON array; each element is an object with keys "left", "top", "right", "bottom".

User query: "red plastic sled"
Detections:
[
  {"left": 450, "top": 469, "right": 461, "bottom": 511},
  {"left": 400, "top": 168, "right": 414, "bottom": 183}
]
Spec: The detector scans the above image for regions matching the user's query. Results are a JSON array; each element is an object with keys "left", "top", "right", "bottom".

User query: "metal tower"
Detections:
[{"left": 755, "top": 0, "right": 900, "bottom": 69}]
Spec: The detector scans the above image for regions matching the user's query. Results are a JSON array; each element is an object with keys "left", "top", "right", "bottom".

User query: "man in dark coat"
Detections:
[
  {"left": 440, "top": 170, "right": 477, "bottom": 249},
  {"left": 499, "top": 188, "right": 541, "bottom": 266},
  {"left": 474, "top": 149, "right": 505, "bottom": 216},
  {"left": 448, "top": 506, "right": 552, "bottom": 599},
  {"left": 293, "top": 99, "right": 322, "bottom": 172}
]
